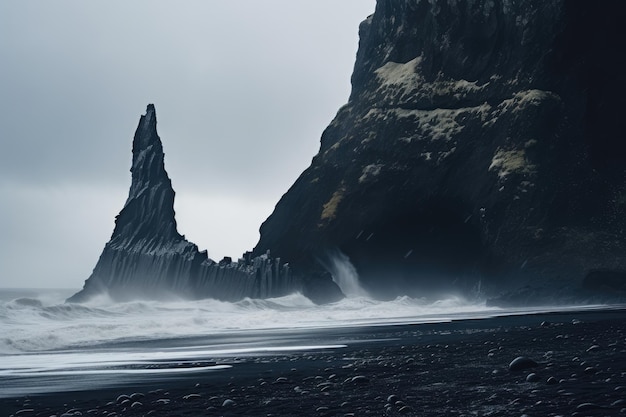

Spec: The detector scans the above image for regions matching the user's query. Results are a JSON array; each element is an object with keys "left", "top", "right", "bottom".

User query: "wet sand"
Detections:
[{"left": 3, "top": 308, "right": 626, "bottom": 416}]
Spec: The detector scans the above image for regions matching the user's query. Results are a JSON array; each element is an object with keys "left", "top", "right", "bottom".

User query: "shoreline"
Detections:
[{"left": 3, "top": 307, "right": 626, "bottom": 416}]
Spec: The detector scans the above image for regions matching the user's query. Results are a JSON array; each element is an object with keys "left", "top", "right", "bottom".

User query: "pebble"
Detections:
[
  {"left": 584, "top": 366, "right": 598, "bottom": 374},
  {"left": 115, "top": 395, "right": 130, "bottom": 404},
  {"left": 546, "top": 376, "right": 558, "bottom": 385},
  {"left": 576, "top": 402, "right": 602, "bottom": 411},
  {"left": 526, "top": 373, "right": 540, "bottom": 382},
  {"left": 15, "top": 410, "right": 34, "bottom": 416},
  {"left": 349, "top": 375, "right": 369, "bottom": 384},
  {"left": 587, "top": 345, "right": 601, "bottom": 353},
  {"left": 222, "top": 399, "right": 236, "bottom": 407},
  {"left": 387, "top": 394, "right": 400, "bottom": 403},
  {"left": 509, "top": 356, "right": 539, "bottom": 372},
  {"left": 130, "top": 402, "right": 142, "bottom": 409}
]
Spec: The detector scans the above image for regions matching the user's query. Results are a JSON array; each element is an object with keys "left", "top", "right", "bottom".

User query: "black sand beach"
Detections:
[{"left": 3, "top": 308, "right": 626, "bottom": 417}]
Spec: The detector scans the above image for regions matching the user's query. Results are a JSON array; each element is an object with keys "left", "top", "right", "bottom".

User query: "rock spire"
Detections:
[{"left": 67, "top": 105, "right": 303, "bottom": 303}]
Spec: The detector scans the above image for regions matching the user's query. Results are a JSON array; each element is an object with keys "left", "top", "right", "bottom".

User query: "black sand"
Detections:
[{"left": 3, "top": 308, "right": 626, "bottom": 416}]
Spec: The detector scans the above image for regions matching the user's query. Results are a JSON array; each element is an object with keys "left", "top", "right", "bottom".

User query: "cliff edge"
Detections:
[{"left": 253, "top": 0, "right": 626, "bottom": 303}]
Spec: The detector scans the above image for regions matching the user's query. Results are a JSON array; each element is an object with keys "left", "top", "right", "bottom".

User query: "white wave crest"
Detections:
[{"left": 0, "top": 289, "right": 499, "bottom": 354}]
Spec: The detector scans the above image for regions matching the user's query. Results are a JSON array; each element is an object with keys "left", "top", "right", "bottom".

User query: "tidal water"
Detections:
[{"left": 0, "top": 288, "right": 608, "bottom": 398}]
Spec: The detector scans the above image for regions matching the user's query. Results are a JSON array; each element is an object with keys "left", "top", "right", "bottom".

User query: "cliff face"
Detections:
[
  {"left": 68, "top": 105, "right": 305, "bottom": 303},
  {"left": 254, "top": 0, "right": 626, "bottom": 301}
]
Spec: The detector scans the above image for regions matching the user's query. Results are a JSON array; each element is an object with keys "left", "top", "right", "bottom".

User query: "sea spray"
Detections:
[
  {"left": 323, "top": 249, "right": 369, "bottom": 298},
  {"left": 0, "top": 288, "right": 503, "bottom": 354}
]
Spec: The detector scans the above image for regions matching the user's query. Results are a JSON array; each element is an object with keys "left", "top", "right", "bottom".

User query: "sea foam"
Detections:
[{"left": 0, "top": 289, "right": 495, "bottom": 354}]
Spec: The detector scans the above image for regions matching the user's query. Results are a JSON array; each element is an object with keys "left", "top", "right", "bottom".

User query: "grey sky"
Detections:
[{"left": 0, "top": 1, "right": 376, "bottom": 289}]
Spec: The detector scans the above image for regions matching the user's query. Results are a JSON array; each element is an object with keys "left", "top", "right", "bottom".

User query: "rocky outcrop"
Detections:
[
  {"left": 68, "top": 105, "right": 303, "bottom": 303},
  {"left": 253, "top": 0, "right": 626, "bottom": 302},
  {"left": 69, "top": 1, "right": 626, "bottom": 306}
]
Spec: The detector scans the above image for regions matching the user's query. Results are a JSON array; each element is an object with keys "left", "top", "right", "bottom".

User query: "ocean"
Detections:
[{"left": 0, "top": 288, "right": 607, "bottom": 398}]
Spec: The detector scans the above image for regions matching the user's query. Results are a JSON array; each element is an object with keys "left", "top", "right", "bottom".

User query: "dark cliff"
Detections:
[
  {"left": 253, "top": 0, "right": 626, "bottom": 303},
  {"left": 68, "top": 105, "right": 300, "bottom": 303}
]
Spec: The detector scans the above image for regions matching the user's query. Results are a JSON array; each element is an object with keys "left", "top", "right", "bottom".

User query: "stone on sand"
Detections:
[{"left": 509, "top": 356, "right": 538, "bottom": 372}]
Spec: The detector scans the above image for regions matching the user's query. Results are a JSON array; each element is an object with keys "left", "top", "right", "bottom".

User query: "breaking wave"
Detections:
[{"left": 0, "top": 289, "right": 497, "bottom": 354}]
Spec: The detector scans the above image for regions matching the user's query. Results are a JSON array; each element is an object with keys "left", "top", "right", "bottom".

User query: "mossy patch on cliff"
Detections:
[{"left": 320, "top": 186, "right": 346, "bottom": 222}]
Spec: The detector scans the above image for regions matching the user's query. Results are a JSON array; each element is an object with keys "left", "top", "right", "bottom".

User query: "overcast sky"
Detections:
[{"left": 0, "top": 1, "right": 376, "bottom": 289}]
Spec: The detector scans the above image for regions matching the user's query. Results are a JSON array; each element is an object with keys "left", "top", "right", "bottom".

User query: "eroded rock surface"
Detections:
[
  {"left": 253, "top": 0, "right": 626, "bottom": 302},
  {"left": 68, "top": 105, "right": 310, "bottom": 303}
]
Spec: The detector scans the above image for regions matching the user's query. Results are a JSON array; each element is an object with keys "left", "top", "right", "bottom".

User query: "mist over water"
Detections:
[{"left": 0, "top": 288, "right": 494, "bottom": 354}]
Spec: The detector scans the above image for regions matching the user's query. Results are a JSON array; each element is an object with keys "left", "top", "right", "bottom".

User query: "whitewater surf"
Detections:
[{"left": 0, "top": 288, "right": 616, "bottom": 398}]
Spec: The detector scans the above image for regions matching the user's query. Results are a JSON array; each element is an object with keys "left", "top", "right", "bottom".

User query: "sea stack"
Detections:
[
  {"left": 67, "top": 105, "right": 310, "bottom": 303},
  {"left": 71, "top": 0, "right": 626, "bottom": 305},
  {"left": 253, "top": 0, "right": 626, "bottom": 303},
  {"left": 68, "top": 104, "right": 203, "bottom": 302}
]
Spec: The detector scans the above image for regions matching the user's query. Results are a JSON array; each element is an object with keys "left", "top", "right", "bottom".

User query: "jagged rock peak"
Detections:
[
  {"left": 67, "top": 104, "right": 303, "bottom": 304},
  {"left": 128, "top": 104, "right": 168, "bottom": 199},
  {"left": 134, "top": 103, "right": 158, "bottom": 154},
  {"left": 110, "top": 104, "right": 182, "bottom": 250}
]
